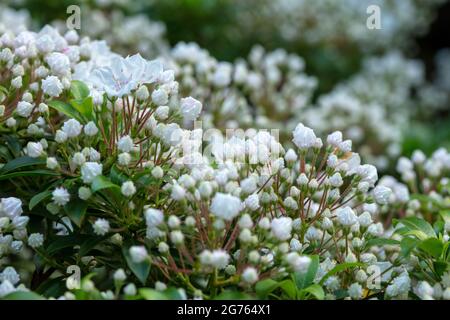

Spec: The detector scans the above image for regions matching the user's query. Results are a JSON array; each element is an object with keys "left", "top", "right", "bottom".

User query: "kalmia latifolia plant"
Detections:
[{"left": 0, "top": 23, "right": 448, "bottom": 300}]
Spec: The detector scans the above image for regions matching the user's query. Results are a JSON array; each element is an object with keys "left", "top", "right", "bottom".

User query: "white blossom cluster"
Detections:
[
  {"left": 304, "top": 51, "right": 427, "bottom": 169},
  {"left": 167, "top": 43, "right": 317, "bottom": 132},
  {"left": 233, "top": 0, "right": 445, "bottom": 52},
  {"left": 378, "top": 148, "right": 450, "bottom": 221}
]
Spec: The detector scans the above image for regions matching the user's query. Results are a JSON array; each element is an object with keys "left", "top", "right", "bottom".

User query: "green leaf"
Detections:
[
  {"left": 293, "top": 255, "right": 319, "bottom": 290},
  {"left": 3, "top": 291, "right": 44, "bottom": 300},
  {"left": 3, "top": 135, "right": 21, "bottom": 157},
  {"left": 46, "top": 234, "right": 89, "bottom": 255},
  {"left": 433, "top": 261, "right": 448, "bottom": 277},
  {"left": 138, "top": 288, "right": 169, "bottom": 300},
  {"left": 400, "top": 237, "right": 420, "bottom": 257},
  {"left": 214, "top": 291, "right": 253, "bottom": 300},
  {"left": 71, "top": 97, "right": 94, "bottom": 122},
  {"left": 319, "top": 262, "right": 364, "bottom": 285},
  {"left": 365, "top": 238, "right": 400, "bottom": 248},
  {"left": 109, "top": 165, "right": 128, "bottom": 185},
  {"left": 0, "top": 156, "right": 45, "bottom": 174},
  {"left": 0, "top": 170, "right": 59, "bottom": 180},
  {"left": 418, "top": 238, "right": 444, "bottom": 259},
  {"left": 64, "top": 201, "right": 88, "bottom": 227},
  {"left": 48, "top": 100, "right": 83, "bottom": 122},
  {"left": 279, "top": 280, "right": 297, "bottom": 299},
  {"left": 394, "top": 217, "right": 436, "bottom": 239},
  {"left": 79, "top": 235, "right": 108, "bottom": 256},
  {"left": 300, "top": 284, "right": 324, "bottom": 300},
  {"left": 440, "top": 210, "right": 450, "bottom": 224},
  {"left": 91, "top": 175, "right": 121, "bottom": 193},
  {"left": 122, "top": 245, "right": 150, "bottom": 285},
  {"left": 29, "top": 190, "right": 52, "bottom": 210},
  {"left": 70, "top": 80, "right": 90, "bottom": 100},
  {"left": 255, "top": 279, "right": 279, "bottom": 298}
]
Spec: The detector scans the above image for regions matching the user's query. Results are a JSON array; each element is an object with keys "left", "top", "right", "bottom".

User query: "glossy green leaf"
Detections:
[
  {"left": 319, "top": 262, "right": 364, "bottom": 285},
  {"left": 64, "top": 201, "right": 88, "bottom": 227},
  {"left": 48, "top": 100, "right": 83, "bottom": 122},
  {"left": 0, "top": 156, "right": 45, "bottom": 174},
  {"left": 29, "top": 190, "right": 52, "bottom": 210},
  {"left": 71, "top": 97, "right": 94, "bottom": 122},
  {"left": 3, "top": 291, "right": 44, "bottom": 300},
  {"left": 418, "top": 238, "right": 444, "bottom": 259},
  {"left": 214, "top": 291, "right": 253, "bottom": 300},
  {"left": 400, "top": 237, "right": 420, "bottom": 257},
  {"left": 0, "top": 170, "right": 59, "bottom": 180},
  {"left": 123, "top": 245, "right": 150, "bottom": 285},
  {"left": 365, "top": 238, "right": 400, "bottom": 248},
  {"left": 255, "top": 279, "right": 279, "bottom": 298},
  {"left": 300, "top": 284, "right": 324, "bottom": 300},
  {"left": 138, "top": 288, "right": 169, "bottom": 300},
  {"left": 394, "top": 217, "right": 436, "bottom": 239},
  {"left": 293, "top": 255, "right": 319, "bottom": 290},
  {"left": 91, "top": 175, "right": 120, "bottom": 193},
  {"left": 70, "top": 80, "right": 90, "bottom": 100}
]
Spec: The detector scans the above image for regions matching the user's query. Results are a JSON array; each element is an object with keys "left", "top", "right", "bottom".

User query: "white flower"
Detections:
[
  {"left": 55, "top": 130, "right": 68, "bottom": 143},
  {"left": 292, "top": 123, "right": 316, "bottom": 150},
  {"left": 170, "top": 230, "right": 184, "bottom": 245},
  {"left": 52, "top": 187, "right": 70, "bottom": 206},
  {"left": 16, "top": 101, "right": 33, "bottom": 118},
  {"left": 151, "top": 88, "right": 169, "bottom": 106},
  {"left": 84, "top": 122, "right": 99, "bottom": 136},
  {"left": 90, "top": 54, "right": 163, "bottom": 97},
  {"left": 129, "top": 246, "right": 148, "bottom": 263},
  {"left": 121, "top": 181, "right": 136, "bottom": 197},
  {"left": 245, "top": 194, "right": 260, "bottom": 211},
  {"left": 118, "top": 153, "right": 131, "bottom": 166},
  {"left": 373, "top": 186, "right": 392, "bottom": 205},
  {"left": 0, "top": 197, "right": 23, "bottom": 219},
  {"left": 327, "top": 131, "right": 343, "bottom": 146},
  {"left": 93, "top": 218, "right": 110, "bottom": 236},
  {"left": 26, "top": 142, "right": 43, "bottom": 158},
  {"left": 117, "top": 135, "right": 134, "bottom": 153},
  {"left": 72, "top": 152, "right": 85, "bottom": 166},
  {"left": 348, "top": 283, "right": 363, "bottom": 299},
  {"left": 62, "top": 119, "right": 82, "bottom": 138},
  {"left": 171, "top": 184, "right": 186, "bottom": 201},
  {"left": 78, "top": 187, "right": 92, "bottom": 200},
  {"left": 0, "top": 280, "right": 15, "bottom": 298},
  {"left": 81, "top": 162, "right": 102, "bottom": 183},
  {"left": 271, "top": 217, "right": 293, "bottom": 241},
  {"left": 329, "top": 172, "right": 343, "bottom": 187},
  {"left": 135, "top": 86, "right": 149, "bottom": 101},
  {"left": 357, "top": 165, "right": 378, "bottom": 187},
  {"left": 336, "top": 207, "right": 358, "bottom": 227},
  {"left": 284, "top": 149, "right": 298, "bottom": 162},
  {"left": 36, "top": 34, "right": 55, "bottom": 53},
  {"left": 358, "top": 212, "right": 373, "bottom": 227},
  {"left": 144, "top": 208, "right": 164, "bottom": 228},
  {"left": 113, "top": 269, "right": 127, "bottom": 282},
  {"left": 210, "top": 250, "right": 230, "bottom": 269},
  {"left": 42, "top": 76, "right": 63, "bottom": 97},
  {"left": 123, "top": 283, "right": 137, "bottom": 296},
  {"left": 46, "top": 52, "right": 70, "bottom": 76},
  {"left": 241, "top": 267, "right": 258, "bottom": 284},
  {"left": 210, "top": 193, "right": 242, "bottom": 221},
  {"left": 0, "top": 267, "right": 20, "bottom": 285},
  {"left": 151, "top": 166, "right": 164, "bottom": 179},
  {"left": 28, "top": 233, "right": 44, "bottom": 248},
  {"left": 180, "top": 97, "right": 202, "bottom": 121}
]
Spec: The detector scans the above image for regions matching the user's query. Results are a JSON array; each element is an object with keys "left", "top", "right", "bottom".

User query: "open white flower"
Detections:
[{"left": 90, "top": 54, "right": 163, "bottom": 97}]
